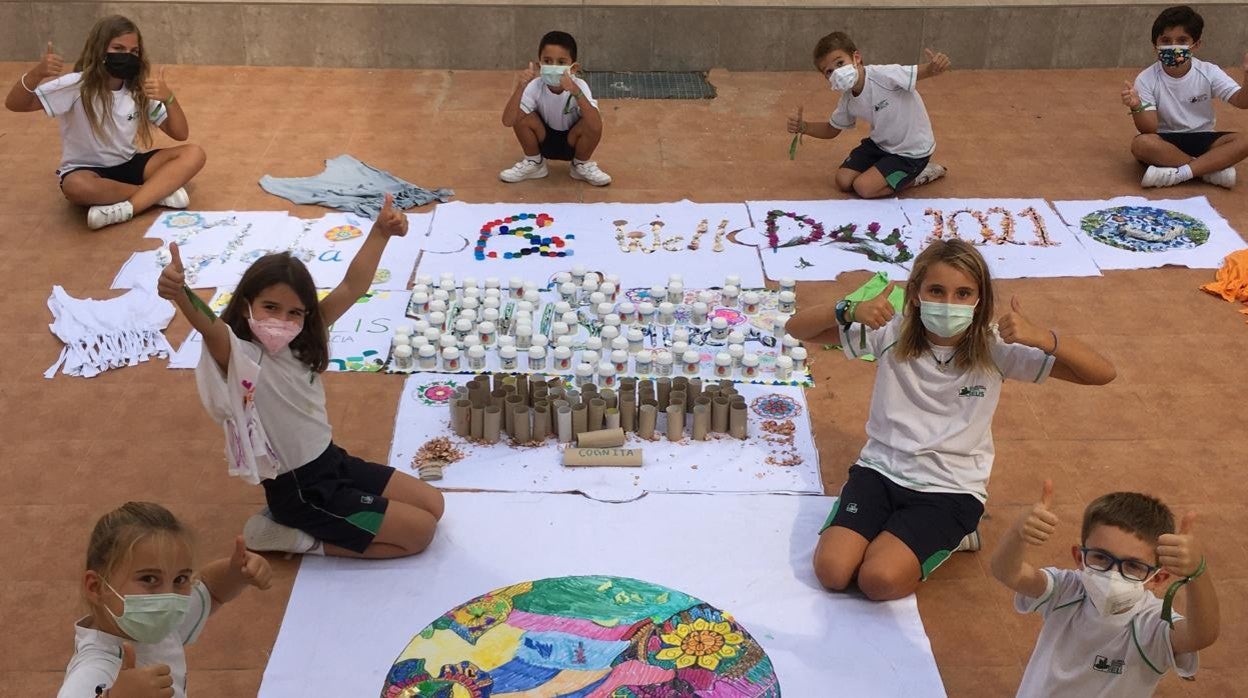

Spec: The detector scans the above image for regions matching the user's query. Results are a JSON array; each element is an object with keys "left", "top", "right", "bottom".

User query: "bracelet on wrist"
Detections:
[
  {"left": 1160, "top": 556, "right": 1207, "bottom": 626},
  {"left": 19, "top": 72, "right": 37, "bottom": 93}
]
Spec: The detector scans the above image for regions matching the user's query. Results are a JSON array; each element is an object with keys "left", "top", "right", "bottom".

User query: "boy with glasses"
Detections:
[{"left": 990, "top": 486, "right": 1219, "bottom": 696}]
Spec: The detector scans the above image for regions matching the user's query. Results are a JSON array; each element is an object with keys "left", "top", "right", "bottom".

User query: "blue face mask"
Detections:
[
  {"left": 919, "top": 300, "right": 976, "bottom": 338},
  {"left": 541, "top": 64, "right": 570, "bottom": 87},
  {"left": 1157, "top": 45, "right": 1192, "bottom": 68}
]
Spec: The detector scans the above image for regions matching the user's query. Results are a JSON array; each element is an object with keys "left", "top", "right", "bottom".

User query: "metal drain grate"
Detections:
[{"left": 584, "top": 71, "right": 716, "bottom": 100}]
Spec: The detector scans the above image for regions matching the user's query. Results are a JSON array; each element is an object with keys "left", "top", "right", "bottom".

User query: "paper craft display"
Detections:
[
  {"left": 388, "top": 372, "right": 821, "bottom": 501},
  {"left": 111, "top": 211, "right": 429, "bottom": 291},
  {"left": 898, "top": 198, "right": 1103, "bottom": 279},
  {"left": 1053, "top": 196, "right": 1246, "bottom": 270},
  {"left": 169, "top": 287, "right": 410, "bottom": 372},
  {"left": 381, "top": 575, "right": 780, "bottom": 696},
  {"left": 44, "top": 284, "right": 175, "bottom": 379},
  {"left": 257, "top": 492, "right": 947, "bottom": 697},
  {"left": 742, "top": 200, "right": 914, "bottom": 281},
  {"left": 419, "top": 201, "right": 765, "bottom": 288},
  {"left": 388, "top": 271, "right": 812, "bottom": 387}
]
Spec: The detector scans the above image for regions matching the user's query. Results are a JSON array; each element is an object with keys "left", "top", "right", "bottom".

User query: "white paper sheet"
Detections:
[
  {"left": 1052, "top": 196, "right": 1246, "bottom": 270},
  {"left": 897, "top": 198, "right": 1103, "bottom": 279},
  {"left": 169, "top": 287, "right": 411, "bottom": 372},
  {"left": 743, "top": 200, "right": 915, "bottom": 281},
  {"left": 419, "top": 201, "right": 766, "bottom": 289},
  {"left": 258, "top": 492, "right": 946, "bottom": 698},
  {"left": 388, "top": 374, "right": 821, "bottom": 501}
]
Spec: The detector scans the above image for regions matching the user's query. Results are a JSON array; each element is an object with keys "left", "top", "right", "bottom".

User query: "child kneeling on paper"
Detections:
[
  {"left": 158, "top": 195, "right": 444, "bottom": 559},
  {"left": 787, "top": 31, "right": 949, "bottom": 198},
  {"left": 500, "top": 31, "right": 611, "bottom": 186},
  {"left": 1124, "top": 5, "right": 1248, "bottom": 189},
  {"left": 58, "top": 502, "right": 271, "bottom": 698},
  {"left": 786, "top": 239, "right": 1116, "bottom": 600},
  {"left": 991, "top": 488, "right": 1218, "bottom": 696},
  {"left": 3, "top": 15, "right": 206, "bottom": 230}
]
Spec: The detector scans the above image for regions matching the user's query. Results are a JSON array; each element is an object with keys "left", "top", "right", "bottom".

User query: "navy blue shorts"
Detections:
[
  {"left": 841, "top": 138, "right": 929, "bottom": 191},
  {"left": 539, "top": 118, "right": 576, "bottom": 161},
  {"left": 1158, "top": 131, "right": 1232, "bottom": 158},
  {"left": 60, "top": 149, "right": 159, "bottom": 185}
]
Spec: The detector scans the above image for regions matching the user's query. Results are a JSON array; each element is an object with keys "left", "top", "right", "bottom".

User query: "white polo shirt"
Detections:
[
  {"left": 830, "top": 64, "right": 936, "bottom": 159},
  {"left": 1015, "top": 567, "right": 1198, "bottom": 697},
  {"left": 57, "top": 582, "right": 211, "bottom": 698},
  {"left": 35, "top": 72, "right": 168, "bottom": 176},
  {"left": 1134, "top": 58, "right": 1242, "bottom": 133},
  {"left": 840, "top": 317, "right": 1053, "bottom": 501},
  {"left": 520, "top": 76, "right": 598, "bottom": 133}
]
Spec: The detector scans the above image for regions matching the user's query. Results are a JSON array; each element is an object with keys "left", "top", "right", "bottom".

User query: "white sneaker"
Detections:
[
  {"left": 244, "top": 510, "right": 319, "bottom": 554},
  {"left": 499, "top": 158, "right": 548, "bottom": 183},
  {"left": 1201, "top": 167, "right": 1237, "bottom": 189},
  {"left": 1141, "top": 165, "right": 1184, "bottom": 188},
  {"left": 955, "top": 530, "right": 981, "bottom": 553},
  {"left": 570, "top": 160, "right": 613, "bottom": 186},
  {"left": 158, "top": 187, "right": 190, "bottom": 209},
  {"left": 912, "top": 162, "right": 947, "bottom": 188},
  {"left": 86, "top": 201, "right": 134, "bottom": 230}
]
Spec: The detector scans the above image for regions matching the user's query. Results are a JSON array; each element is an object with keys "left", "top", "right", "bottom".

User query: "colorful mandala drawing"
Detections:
[
  {"left": 325, "top": 224, "right": 364, "bottom": 242},
  {"left": 708, "top": 308, "right": 748, "bottom": 326},
  {"left": 476, "top": 213, "right": 573, "bottom": 260},
  {"left": 749, "top": 394, "right": 802, "bottom": 420},
  {"left": 373, "top": 268, "right": 392, "bottom": 284},
  {"left": 163, "top": 212, "right": 204, "bottom": 229},
  {"left": 415, "top": 380, "right": 460, "bottom": 406},
  {"left": 381, "top": 576, "right": 779, "bottom": 698},
  {"left": 1080, "top": 206, "right": 1210, "bottom": 252}
]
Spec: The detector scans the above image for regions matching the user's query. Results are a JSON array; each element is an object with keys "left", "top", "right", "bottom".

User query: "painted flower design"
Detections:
[
  {"left": 656, "top": 618, "right": 745, "bottom": 670},
  {"left": 423, "top": 385, "right": 456, "bottom": 403},
  {"left": 164, "top": 211, "right": 203, "bottom": 228},
  {"left": 708, "top": 308, "right": 747, "bottom": 326},
  {"left": 450, "top": 594, "right": 512, "bottom": 631}
]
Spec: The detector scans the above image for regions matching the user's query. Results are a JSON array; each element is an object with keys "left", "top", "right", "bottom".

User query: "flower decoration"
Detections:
[{"left": 655, "top": 617, "right": 746, "bottom": 671}]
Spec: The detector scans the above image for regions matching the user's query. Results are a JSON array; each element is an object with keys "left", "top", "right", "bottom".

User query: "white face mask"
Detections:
[
  {"left": 541, "top": 64, "right": 570, "bottom": 87},
  {"left": 104, "top": 580, "right": 190, "bottom": 643},
  {"left": 830, "top": 63, "right": 859, "bottom": 92},
  {"left": 919, "top": 300, "right": 976, "bottom": 338},
  {"left": 1079, "top": 566, "right": 1146, "bottom": 617}
]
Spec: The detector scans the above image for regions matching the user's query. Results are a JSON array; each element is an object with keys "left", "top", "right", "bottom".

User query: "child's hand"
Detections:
[
  {"left": 230, "top": 535, "right": 273, "bottom": 591},
  {"left": 852, "top": 281, "right": 899, "bottom": 329},
  {"left": 995, "top": 296, "right": 1050, "bottom": 350},
  {"left": 924, "top": 48, "right": 951, "bottom": 75},
  {"left": 560, "top": 66, "right": 579, "bottom": 94},
  {"left": 786, "top": 105, "right": 804, "bottom": 134},
  {"left": 37, "top": 41, "right": 63, "bottom": 79},
  {"left": 519, "top": 61, "right": 538, "bottom": 84},
  {"left": 156, "top": 243, "right": 185, "bottom": 301},
  {"left": 1015, "top": 479, "right": 1059, "bottom": 546},
  {"left": 110, "top": 642, "right": 174, "bottom": 698},
  {"left": 143, "top": 67, "right": 172, "bottom": 103},
  {"left": 372, "top": 193, "right": 408, "bottom": 238},
  {"left": 1157, "top": 512, "right": 1203, "bottom": 578},
  {"left": 1121, "top": 81, "right": 1141, "bottom": 109}
]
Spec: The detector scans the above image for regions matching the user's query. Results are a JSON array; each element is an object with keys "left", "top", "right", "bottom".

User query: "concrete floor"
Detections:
[{"left": 0, "top": 63, "right": 1245, "bottom": 696}]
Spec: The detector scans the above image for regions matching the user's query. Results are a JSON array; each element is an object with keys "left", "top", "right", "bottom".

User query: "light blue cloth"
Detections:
[{"left": 259, "top": 154, "right": 453, "bottom": 220}]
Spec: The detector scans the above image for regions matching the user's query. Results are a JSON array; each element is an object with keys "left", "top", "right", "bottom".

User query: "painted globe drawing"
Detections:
[
  {"left": 380, "top": 576, "right": 780, "bottom": 697},
  {"left": 1080, "top": 205, "right": 1210, "bottom": 252}
]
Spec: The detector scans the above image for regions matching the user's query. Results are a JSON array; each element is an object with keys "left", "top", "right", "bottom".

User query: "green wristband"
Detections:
[{"left": 1160, "top": 556, "right": 1207, "bottom": 626}]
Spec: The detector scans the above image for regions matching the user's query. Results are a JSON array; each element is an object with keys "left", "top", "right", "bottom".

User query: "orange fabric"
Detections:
[{"left": 1201, "top": 249, "right": 1248, "bottom": 321}]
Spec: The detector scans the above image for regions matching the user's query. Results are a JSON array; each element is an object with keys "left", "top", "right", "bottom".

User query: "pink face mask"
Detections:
[{"left": 248, "top": 305, "right": 302, "bottom": 354}]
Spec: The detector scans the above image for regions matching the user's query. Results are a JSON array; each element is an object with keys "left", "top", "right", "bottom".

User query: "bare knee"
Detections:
[
  {"left": 182, "top": 143, "right": 207, "bottom": 169},
  {"left": 396, "top": 510, "right": 438, "bottom": 555},
  {"left": 60, "top": 179, "right": 92, "bottom": 205},
  {"left": 812, "top": 548, "right": 858, "bottom": 592},
  {"left": 1131, "top": 133, "right": 1163, "bottom": 160},
  {"left": 424, "top": 487, "right": 446, "bottom": 521},
  {"left": 853, "top": 177, "right": 890, "bottom": 199},
  {"left": 857, "top": 562, "right": 918, "bottom": 601},
  {"left": 834, "top": 171, "right": 857, "bottom": 193}
]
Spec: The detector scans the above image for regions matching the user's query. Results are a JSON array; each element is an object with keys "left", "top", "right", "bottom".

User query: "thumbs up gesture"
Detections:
[
  {"left": 156, "top": 243, "right": 186, "bottom": 301},
  {"left": 852, "top": 280, "right": 900, "bottom": 330},
  {"left": 1121, "top": 81, "right": 1142, "bottom": 109},
  {"left": 230, "top": 535, "right": 273, "bottom": 590},
  {"left": 144, "top": 66, "right": 172, "bottom": 103},
  {"left": 37, "top": 41, "right": 64, "bottom": 80},
  {"left": 786, "top": 105, "right": 805, "bottom": 135},
  {"left": 111, "top": 643, "right": 175, "bottom": 698},
  {"left": 373, "top": 193, "right": 408, "bottom": 238},
  {"left": 520, "top": 61, "right": 538, "bottom": 84},
  {"left": 924, "top": 48, "right": 951, "bottom": 76},
  {"left": 1157, "top": 512, "right": 1203, "bottom": 578},
  {"left": 1015, "top": 479, "right": 1059, "bottom": 546},
  {"left": 995, "top": 295, "right": 1048, "bottom": 349}
]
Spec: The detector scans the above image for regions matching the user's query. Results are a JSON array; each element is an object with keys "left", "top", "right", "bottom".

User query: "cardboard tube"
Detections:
[
  {"left": 450, "top": 387, "right": 467, "bottom": 420},
  {"left": 619, "top": 376, "right": 638, "bottom": 393},
  {"left": 470, "top": 406, "right": 484, "bottom": 440},
  {"left": 484, "top": 405, "right": 502, "bottom": 443},
  {"left": 452, "top": 399, "right": 471, "bottom": 437},
  {"left": 581, "top": 382, "right": 598, "bottom": 400},
  {"left": 657, "top": 378, "right": 671, "bottom": 411},
  {"left": 511, "top": 405, "right": 531, "bottom": 443},
  {"left": 572, "top": 404, "right": 588, "bottom": 440},
  {"left": 666, "top": 404, "right": 685, "bottom": 442},
  {"left": 533, "top": 400, "right": 550, "bottom": 434},
  {"left": 638, "top": 403, "right": 657, "bottom": 439},
  {"left": 601, "top": 388, "right": 617, "bottom": 410},
  {"left": 693, "top": 403, "right": 710, "bottom": 441},
  {"left": 638, "top": 379, "right": 655, "bottom": 405},
  {"left": 517, "top": 374, "right": 530, "bottom": 405},
  {"left": 533, "top": 406, "right": 549, "bottom": 441},
  {"left": 672, "top": 376, "right": 689, "bottom": 397},
  {"left": 687, "top": 378, "right": 702, "bottom": 413},
  {"left": 557, "top": 406, "right": 573, "bottom": 443},
  {"left": 547, "top": 376, "right": 563, "bottom": 391},
  {"left": 532, "top": 385, "right": 549, "bottom": 403},
  {"left": 718, "top": 379, "right": 734, "bottom": 392},
  {"left": 712, "top": 396, "right": 730, "bottom": 433},
  {"left": 621, "top": 398, "right": 637, "bottom": 432},
  {"left": 563, "top": 447, "right": 643, "bottom": 467},
  {"left": 505, "top": 394, "right": 524, "bottom": 434},
  {"left": 588, "top": 398, "right": 606, "bottom": 432},
  {"left": 605, "top": 408, "right": 621, "bottom": 430},
  {"left": 730, "top": 402, "right": 748, "bottom": 440},
  {"left": 491, "top": 388, "right": 506, "bottom": 412},
  {"left": 668, "top": 391, "right": 686, "bottom": 414},
  {"left": 578, "top": 427, "right": 626, "bottom": 448}
]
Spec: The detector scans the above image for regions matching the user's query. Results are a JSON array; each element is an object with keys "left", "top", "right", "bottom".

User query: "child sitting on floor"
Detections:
[
  {"left": 500, "top": 30, "right": 611, "bottom": 187},
  {"left": 786, "top": 239, "right": 1116, "bottom": 601},
  {"left": 1124, "top": 4, "right": 1248, "bottom": 189},
  {"left": 58, "top": 502, "right": 271, "bottom": 698},
  {"left": 3, "top": 15, "right": 206, "bottom": 230},
  {"left": 991, "top": 488, "right": 1218, "bottom": 696},
  {"left": 786, "top": 31, "right": 949, "bottom": 198}
]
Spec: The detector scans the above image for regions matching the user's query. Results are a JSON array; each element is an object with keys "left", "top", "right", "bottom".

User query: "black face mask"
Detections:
[{"left": 103, "top": 52, "right": 141, "bottom": 81}]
